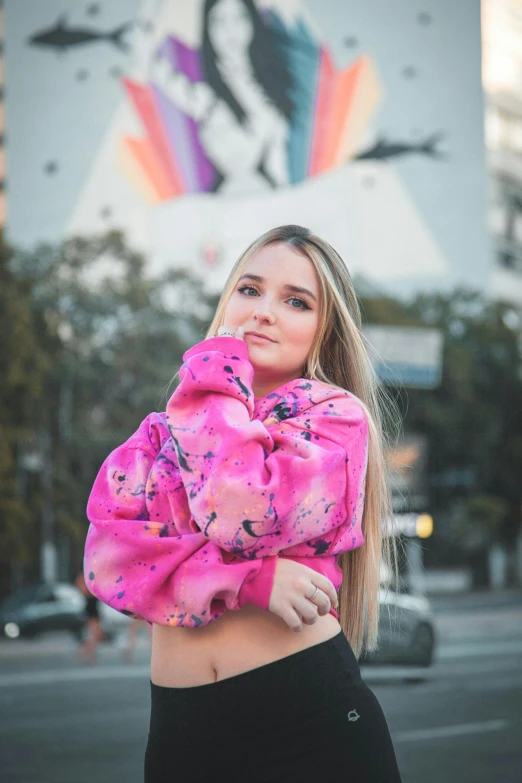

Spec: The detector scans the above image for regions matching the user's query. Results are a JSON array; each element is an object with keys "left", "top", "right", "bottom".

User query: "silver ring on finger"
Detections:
[{"left": 308, "top": 585, "right": 319, "bottom": 602}]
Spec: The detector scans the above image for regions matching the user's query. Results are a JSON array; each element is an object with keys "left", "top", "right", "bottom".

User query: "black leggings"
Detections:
[{"left": 145, "top": 630, "right": 402, "bottom": 783}]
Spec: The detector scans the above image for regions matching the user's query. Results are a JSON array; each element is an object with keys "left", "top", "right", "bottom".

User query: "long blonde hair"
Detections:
[{"left": 205, "top": 225, "right": 401, "bottom": 657}]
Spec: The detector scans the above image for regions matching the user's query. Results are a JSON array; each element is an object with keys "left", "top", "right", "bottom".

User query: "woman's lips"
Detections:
[{"left": 245, "top": 333, "right": 275, "bottom": 344}]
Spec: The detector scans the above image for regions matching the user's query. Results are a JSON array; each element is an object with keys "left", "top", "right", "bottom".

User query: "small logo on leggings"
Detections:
[{"left": 347, "top": 709, "right": 360, "bottom": 722}]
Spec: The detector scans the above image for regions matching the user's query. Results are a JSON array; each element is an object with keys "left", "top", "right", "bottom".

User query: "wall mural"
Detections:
[
  {"left": 118, "top": 0, "right": 443, "bottom": 202},
  {"left": 10, "top": 0, "right": 490, "bottom": 296}
]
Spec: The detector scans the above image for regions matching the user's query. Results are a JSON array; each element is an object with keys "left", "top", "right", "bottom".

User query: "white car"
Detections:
[{"left": 359, "top": 587, "right": 436, "bottom": 667}]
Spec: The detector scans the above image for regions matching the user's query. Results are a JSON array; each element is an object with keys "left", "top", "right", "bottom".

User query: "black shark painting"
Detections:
[
  {"left": 355, "top": 132, "right": 446, "bottom": 162},
  {"left": 28, "top": 14, "right": 132, "bottom": 53}
]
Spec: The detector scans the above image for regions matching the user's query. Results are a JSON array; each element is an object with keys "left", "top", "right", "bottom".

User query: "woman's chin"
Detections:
[
  {"left": 245, "top": 345, "right": 277, "bottom": 363},
  {"left": 248, "top": 357, "right": 283, "bottom": 378},
  {"left": 249, "top": 358, "right": 274, "bottom": 373}
]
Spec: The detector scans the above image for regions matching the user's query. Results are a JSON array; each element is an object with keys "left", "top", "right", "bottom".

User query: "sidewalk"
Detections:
[{"left": 0, "top": 630, "right": 151, "bottom": 664}]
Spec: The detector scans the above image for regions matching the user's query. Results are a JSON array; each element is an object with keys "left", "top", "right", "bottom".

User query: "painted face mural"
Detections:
[
  {"left": 119, "top": 0, "right": 389, "bottom": 200},
  {"left": 16, "top": 0, "right": 490, "bottom": 297}
]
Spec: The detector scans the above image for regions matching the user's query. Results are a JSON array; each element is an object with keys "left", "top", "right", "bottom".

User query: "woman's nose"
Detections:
[{"left": 252, "top": 305, "right": 275, "bottom": 322}]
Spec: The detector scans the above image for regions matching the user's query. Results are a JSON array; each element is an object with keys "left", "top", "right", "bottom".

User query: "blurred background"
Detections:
[{"left": 0, "top": 1, "right": 521, "bottom": 782}]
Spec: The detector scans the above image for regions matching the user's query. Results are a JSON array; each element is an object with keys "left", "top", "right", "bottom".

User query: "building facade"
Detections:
[{"left": 483, "top": 0, "right": 522, "bottom": 311}]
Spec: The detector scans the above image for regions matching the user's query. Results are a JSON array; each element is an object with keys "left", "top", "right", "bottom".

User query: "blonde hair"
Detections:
[{"left": 205, "top": 225, "right": 402, "bottom": 658}]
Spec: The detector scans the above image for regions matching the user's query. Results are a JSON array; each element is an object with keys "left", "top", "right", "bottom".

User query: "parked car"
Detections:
[
  {"left": 0, "top": 583, "right": 86, "bottom": 640},
  {"left": 0, "top": 582, "right": 131, "bottom": 641},
  {"left": 359, "top": 586, "right": 436, "bottom": 667}
]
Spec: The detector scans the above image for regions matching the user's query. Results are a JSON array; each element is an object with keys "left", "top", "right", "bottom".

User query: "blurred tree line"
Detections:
[
  {"left": 0, "top": 232, "right": 219, "bottom": 599},
  {"left": 1, "top": 232, "right": 521, "bottom": 598},
  {"left": 361, "top": 289, "right": 522, "bottom": 585}
]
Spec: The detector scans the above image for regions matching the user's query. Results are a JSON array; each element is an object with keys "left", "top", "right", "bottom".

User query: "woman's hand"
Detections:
[
  {"left": 217, "top": 325, "right": 245, "bottom": 340},
  {"left": 268, "top": 558, "right": 339, "bottom": 632}
]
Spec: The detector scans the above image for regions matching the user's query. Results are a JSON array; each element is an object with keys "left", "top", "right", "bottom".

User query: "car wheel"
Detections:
[
  {"left": 3, "top": 621, "right": 21, "bottom": 640},
  {"left": 409, "top": 623, "right": 434, "bottom": 667}
]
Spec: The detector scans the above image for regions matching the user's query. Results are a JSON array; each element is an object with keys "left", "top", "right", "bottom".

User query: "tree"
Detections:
[
  {"left": 0, "top": 241, "right": 48, "bottom": 592},
  {"left": 0, "top": 232, "right": 218, "bottom": 598},
  {"left": 360, "top": 287, "right": 522, "bottom": 578}
]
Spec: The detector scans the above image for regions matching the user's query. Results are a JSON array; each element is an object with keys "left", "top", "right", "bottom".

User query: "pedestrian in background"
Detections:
[
  {"left": 84, "top": 224, "right": 403, "bottom": 782},
  {"left": 74, "top": 570, "right": 104, "bottom": 665},
  {"left": 121, "top": 617, "right": 150, "bottom": 665}
]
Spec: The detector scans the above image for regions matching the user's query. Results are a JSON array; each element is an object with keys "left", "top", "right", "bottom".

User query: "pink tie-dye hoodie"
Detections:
[{"left": 84, "top": 335, "right": 369, "bottom": 628}]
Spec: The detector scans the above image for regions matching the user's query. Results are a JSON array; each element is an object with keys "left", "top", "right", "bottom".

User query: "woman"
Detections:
[
  {"left": 84, "top": 224, "right": 403, "bottom": 782},
  {"left": 150, "top": 0, "right": 293, "bottom": 194}
]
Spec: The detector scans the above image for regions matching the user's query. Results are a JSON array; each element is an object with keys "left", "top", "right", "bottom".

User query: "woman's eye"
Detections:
[
  {"left": 289, "top": 297, "right": 310, "bottom": 310},
  {"left": 238, "top": 285, "right": 258, "bottom": 296},
  {"left": 237, "top": 286, "right": 310, "bottom": 310}
]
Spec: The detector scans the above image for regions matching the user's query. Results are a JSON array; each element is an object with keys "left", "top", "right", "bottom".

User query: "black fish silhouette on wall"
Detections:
[
  {"left": 355, "top": 132, "right": 446, "bottom": 162},
  {"left": 28, "top": 14, "right": 132, "bottom": 53}
]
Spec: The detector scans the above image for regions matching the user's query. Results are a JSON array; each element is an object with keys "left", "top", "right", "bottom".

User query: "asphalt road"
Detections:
[{"left": 1, "top": 590, "right": 521, "bottom": 783}]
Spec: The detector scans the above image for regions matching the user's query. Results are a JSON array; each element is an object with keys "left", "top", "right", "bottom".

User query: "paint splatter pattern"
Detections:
[{"left": 85, "top": 336, "right": 368, "bottom": 627}]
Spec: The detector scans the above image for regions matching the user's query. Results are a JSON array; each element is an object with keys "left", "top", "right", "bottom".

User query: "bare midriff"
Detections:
[{"left": 151, "top": 604, "right": 342, "bottom": 687}]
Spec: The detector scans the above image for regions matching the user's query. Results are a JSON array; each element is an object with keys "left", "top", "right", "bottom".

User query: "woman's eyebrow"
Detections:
[{"left": 237, "top": 273, "right": 317, "bottom": 302}]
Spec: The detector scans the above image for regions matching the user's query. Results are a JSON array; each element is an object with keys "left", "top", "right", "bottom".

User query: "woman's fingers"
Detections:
[
  {"left": 294, "top": 596, "right": 320, "bottom": 625},
  {"left": 217, "top": 324, "right": 245, "bottom": 340},
  {"left": 279, "top": 606, "right": 305, "bottom": 633},
  {"left": 311, "top": 574, "right": 339, "bottom": 610},
  {"left": 268, "top": 558, "right": 339, "bottom": 631},
  {"left": 291, "top": 587, "right": 332, "bottom": 629},
  {"left": 306, "top": 587, "right": 332, "bottom": 617}
]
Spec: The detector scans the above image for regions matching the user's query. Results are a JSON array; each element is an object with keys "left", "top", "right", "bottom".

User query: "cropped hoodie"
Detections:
[{"left": 84, "top": 335, "right": 369, "bottom": 628}]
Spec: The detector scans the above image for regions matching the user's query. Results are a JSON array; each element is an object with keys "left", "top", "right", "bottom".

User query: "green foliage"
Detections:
[
  {"left": 360, "top": 287, "right": 522, "bottom": 548},
  {"left": 0, "top": 232, "right": 218, "bottom": 596},
  {"left": 0, "top": 242, "right": 48, "bottom": 571},
  {"left": 449, "top": 494, "right": 509, "bottom": 553}
]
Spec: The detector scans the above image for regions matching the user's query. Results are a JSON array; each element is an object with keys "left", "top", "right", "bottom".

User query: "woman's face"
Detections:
[
  {"left": 207, "top": 0, "right": 254, "bottom": 59},
  {"left": 222, "top": 242, "right": 321, "bottom": 395}
]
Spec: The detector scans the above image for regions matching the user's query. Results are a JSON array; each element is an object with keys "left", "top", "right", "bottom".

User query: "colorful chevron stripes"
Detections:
[{"left": 117, "top": 23, "right": 382, "bottom": 202}]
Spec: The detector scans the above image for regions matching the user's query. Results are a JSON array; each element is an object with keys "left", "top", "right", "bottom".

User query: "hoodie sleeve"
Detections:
[
  {"left": 166, "top": 336, "right": 368, "bottom": 560},
  {"left": 84, "top": 412, "right": 278, "bottom": 627}
]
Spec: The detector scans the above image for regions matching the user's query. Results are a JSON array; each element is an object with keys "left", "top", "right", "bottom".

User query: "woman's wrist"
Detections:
[{"left": 237, "top": 556, "right": 278, "bottom": 611}]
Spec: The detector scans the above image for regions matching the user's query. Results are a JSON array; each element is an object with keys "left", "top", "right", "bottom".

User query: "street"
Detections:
[{"left": 0, "top": 590, "right": 521, "bottom": 783}]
